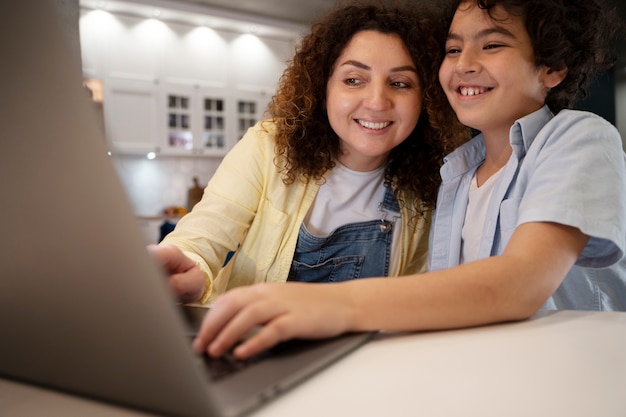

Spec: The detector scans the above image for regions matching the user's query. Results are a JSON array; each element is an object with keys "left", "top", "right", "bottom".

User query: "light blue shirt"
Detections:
[{"left": 430, "top": 106, "right": 626, "bottom": 310}]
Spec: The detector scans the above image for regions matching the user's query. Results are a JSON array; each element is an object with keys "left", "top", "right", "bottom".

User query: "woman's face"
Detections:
[{"left": 326, "top": 30, "right": 422, "bottom": 172}]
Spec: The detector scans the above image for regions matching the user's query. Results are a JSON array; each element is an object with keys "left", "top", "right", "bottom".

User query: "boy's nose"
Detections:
[{"left": 455, "top": 50, "right": 480, "bottom": 74}]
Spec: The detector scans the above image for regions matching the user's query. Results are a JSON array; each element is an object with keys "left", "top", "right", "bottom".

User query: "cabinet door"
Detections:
[
  {"left": 104, "top": 76, "right": 160, "bottom": 155},
  {"left": 234, "top": 91, "right": 270, "bottom": 142},
  {"left": 164, "top": 88, "right": 194, "bottom": 155},
  {"left": 199, "top": 94, "right": 228, "bottom": 155},
  {"left": 162, "top": 82, "right": 230, "bottom": 157}
]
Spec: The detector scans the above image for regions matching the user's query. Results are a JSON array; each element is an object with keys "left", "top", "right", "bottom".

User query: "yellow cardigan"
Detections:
[{"left": 162, "top": 121, "right": 430, "bottom": 303}]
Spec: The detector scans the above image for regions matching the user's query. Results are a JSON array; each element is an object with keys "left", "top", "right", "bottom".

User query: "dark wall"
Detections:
[
  {"left": 572, "top": 0, "right": 626, "bottom": 126},
  {"left": 574, "top": 69, "right": 616, "bottom": 125}
]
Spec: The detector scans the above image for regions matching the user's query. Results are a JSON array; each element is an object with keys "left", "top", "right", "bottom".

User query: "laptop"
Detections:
[{"left": 0, "top": 2, "right": 372, "bottom": 417}]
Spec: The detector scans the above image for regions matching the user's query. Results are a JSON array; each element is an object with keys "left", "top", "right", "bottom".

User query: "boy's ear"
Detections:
[{"left": 542, "top": 66, "right": 568, "bottom": 89}]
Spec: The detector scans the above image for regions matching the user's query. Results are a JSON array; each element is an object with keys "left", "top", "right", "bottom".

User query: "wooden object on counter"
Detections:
[{"left": 187, "top": 176, "right": 204, "bottom": 211}]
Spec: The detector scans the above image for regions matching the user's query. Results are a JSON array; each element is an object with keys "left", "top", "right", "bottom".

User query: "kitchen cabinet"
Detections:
[
  {"left": 236, "top": 96, "right": 263, "bottom": 140},
  {"left": 162, "top": 81, "right": 229, "bottom": 157},
  {"left": 103, "top": 76, "right": 269, "bottom": 157},
  {"left": 103, "top": 75, "right": 160, "bottom": 155},
  {"left": 162, "top": 82, "right": 269, "bottom": 156}
]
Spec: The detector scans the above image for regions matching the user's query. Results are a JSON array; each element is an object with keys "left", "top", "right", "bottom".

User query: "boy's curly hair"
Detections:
[
  {"left": 446, "top": 0, "right": 623, "bottom": 114},
  {"left": 264, "top": 0, "right": 469, "bottom": 212}
]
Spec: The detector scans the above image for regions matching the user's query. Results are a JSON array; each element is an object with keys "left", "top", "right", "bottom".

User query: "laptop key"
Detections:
[
  {"left": 204, "top": 350, "right": 267, "bottom": 380},
  {"left": 203, "top": 338, "right": 328, "bottom": 381}
]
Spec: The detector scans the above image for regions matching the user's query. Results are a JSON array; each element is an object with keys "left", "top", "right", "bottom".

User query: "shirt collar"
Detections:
[
  {"left": 440, "top": 105, "right": 554, "bottom": 183},
  {"left": 510, "top": 105, "right": 554, "bottom": 155},
  {"left": 440, "top": 135, "right": 485, "bottom": 183}
]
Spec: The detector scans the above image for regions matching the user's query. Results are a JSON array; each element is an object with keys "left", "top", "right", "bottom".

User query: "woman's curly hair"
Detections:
[
  {"left": 445, "top": 0, "right": 623, "bottom": 114},
  {"left": 263, "top": 0, "right": 470, "bottom": 212}
]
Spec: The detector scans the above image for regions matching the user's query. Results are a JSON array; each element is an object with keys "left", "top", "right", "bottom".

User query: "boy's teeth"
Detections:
[
  {"left": 460, "top": 87, "right": 487, "bottom": 96},
  {"left": 358, "top": 120, "right": 390, "bottom": 130}
]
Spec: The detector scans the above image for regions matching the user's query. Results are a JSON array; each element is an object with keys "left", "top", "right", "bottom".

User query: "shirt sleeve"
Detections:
[
  {"left": 161, "top": 122, "right": 272, "bottom": 301},
  {"left": 516, "top": 111, "right": 626, "bottom": 268}
]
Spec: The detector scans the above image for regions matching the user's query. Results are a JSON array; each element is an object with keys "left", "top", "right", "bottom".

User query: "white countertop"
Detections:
[{"left": 1, "top": 310, "right": 625, "bottom": 417}]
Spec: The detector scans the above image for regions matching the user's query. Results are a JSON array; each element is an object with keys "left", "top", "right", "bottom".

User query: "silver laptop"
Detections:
[{"left": 0, "top": 2, "right": 372, "bottom": 416}]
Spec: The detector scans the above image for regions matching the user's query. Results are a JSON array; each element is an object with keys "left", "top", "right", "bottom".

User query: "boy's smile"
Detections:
[
  {"left": 439, "top": 1, "right": 562, "bottom": 141},
  {"left": 458, "top": 86, "right": 492, "bottom": 97}
]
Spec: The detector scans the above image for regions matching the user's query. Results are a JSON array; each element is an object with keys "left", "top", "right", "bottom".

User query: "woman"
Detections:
[{"left": 150, "top": 2, "right": 467, "bottom": 304}]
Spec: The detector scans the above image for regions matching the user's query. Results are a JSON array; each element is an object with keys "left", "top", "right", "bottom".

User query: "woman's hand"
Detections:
[
  {"left": 147, "top": 243, "right": 206, "bottom": 303},
  {"left": 192, "top": 282, "right": 355, "bottom": 359}
]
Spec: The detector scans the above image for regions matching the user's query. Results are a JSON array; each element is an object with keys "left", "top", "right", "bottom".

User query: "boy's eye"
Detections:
[{"left": 484, "top": 43, "right": 503, "bottom": 50}]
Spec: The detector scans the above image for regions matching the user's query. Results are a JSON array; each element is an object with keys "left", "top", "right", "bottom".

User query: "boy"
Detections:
[{"left": 433, "top": 0, "right": 626, "bottom": 310}]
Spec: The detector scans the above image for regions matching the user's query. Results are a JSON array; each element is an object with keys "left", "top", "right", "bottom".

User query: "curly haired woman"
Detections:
[{"left": 150, "top": 1, "right": 468, "bottom": 304}]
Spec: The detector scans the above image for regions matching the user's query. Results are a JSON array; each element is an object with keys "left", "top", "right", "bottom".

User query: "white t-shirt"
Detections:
[
  {"left": 461, "top": 167, "right": 503, "bottom": 263},
  {"left": 304, "top": 163, "right": 401, "bottom": 271}
]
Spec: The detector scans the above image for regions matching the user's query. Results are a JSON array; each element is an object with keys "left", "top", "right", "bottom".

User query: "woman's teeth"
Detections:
[{"left": 358, "top": 120, "right": 391, "bottom": 130}]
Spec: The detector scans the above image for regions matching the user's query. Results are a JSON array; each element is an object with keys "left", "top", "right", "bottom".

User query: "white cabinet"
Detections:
[
  {"left": 103, "top": 76, "right": 270, "bottom": 157},
  {"left": 103, "top": 76, "right": 160, "bottom": 154},
  {"left": 162, "top": 82, "right": 230, "bottom": 157},
  {"left": 162, "top": 82, "right": 269, "bottom": 156},
  {"left": 234, "top": 92, "right": 267, "bottom": 140}
]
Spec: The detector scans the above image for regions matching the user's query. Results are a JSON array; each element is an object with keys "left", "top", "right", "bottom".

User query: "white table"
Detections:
[{"left": 2, "top": 310, "right": 625, "bottom": 417}]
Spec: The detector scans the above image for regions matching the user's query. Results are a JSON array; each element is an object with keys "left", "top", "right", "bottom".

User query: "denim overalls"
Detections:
[{"left": 288, "top": 186, "right": 400, "bottom": 283}]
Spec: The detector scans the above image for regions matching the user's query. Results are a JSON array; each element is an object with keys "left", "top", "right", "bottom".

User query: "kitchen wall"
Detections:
[
  {"left": 110, "top": 153, "right": 221, "bottom": 216},
  {"left": 79, "top": 5, "right": 300, "bottom": 218}
]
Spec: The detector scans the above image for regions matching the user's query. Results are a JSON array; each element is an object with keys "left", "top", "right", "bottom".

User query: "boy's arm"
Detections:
[
  {"left": 193, "top": 221, "right": 588, "bottom": 359},
  {"left": 347, "top": 221, "right": 588, "bottom": 331}
]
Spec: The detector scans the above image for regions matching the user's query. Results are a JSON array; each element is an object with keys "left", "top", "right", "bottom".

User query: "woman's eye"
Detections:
[
  {"left": 446, "top": 48, "right": 461, "bottom": 55},
  {"left": 343, "top": 78, "right": 361, "bottom": 86},
  {"left": 391, "top": 81, "right": 410, "bottom": 89}
]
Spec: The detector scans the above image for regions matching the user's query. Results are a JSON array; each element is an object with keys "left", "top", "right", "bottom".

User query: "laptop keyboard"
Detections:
[
  {"left": 183, "top": 307, "right": 356, "bottom": 381},
  {"left": 204, "top": 351, "right": 263, "bottom": 380},
  {"left": 202, "top": 338, "right": 324, "bottom": 381}
]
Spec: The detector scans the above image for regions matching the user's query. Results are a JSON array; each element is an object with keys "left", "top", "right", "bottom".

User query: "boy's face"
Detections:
[{"left": 439, "top": 2, "right": 558, "bottom": 139}]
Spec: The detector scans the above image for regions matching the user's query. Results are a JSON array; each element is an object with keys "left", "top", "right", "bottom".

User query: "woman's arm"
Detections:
[{"left": 158, "top": 125, "right": 272, "bottom": 302}]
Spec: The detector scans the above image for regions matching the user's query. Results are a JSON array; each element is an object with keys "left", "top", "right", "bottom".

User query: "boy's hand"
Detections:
[{"left": 192, "top": 282, "right": 354, "bottom": 359}]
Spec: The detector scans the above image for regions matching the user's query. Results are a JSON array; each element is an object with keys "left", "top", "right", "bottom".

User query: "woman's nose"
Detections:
[{"left": 363, "top": 83, "right": 391, "bottom": 110}]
